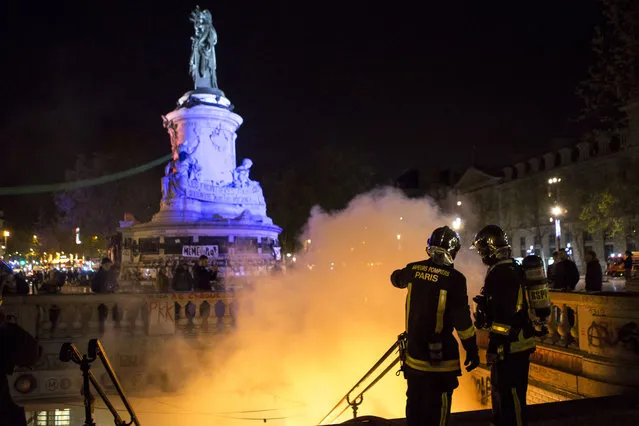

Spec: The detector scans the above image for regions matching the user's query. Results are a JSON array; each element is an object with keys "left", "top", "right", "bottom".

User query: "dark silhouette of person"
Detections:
[
  {"left": 623, "top": 251, "right": 633, "bottom": 280},
  {"left": 0, "top": 310, "right": 41, "bottom": 426},
  {"left": 553, "top": 250, "right": 579, "bottom": 291},
  {"left": 585, "top": 250, "right": 603, "bottom": 292}
]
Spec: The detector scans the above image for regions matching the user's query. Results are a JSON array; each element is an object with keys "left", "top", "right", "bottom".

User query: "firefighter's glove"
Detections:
[{"left": 464, "top": 351, "right": 480, "bottom": 372}]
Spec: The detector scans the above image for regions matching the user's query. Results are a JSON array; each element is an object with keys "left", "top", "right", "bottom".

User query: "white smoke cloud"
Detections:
[{"left": 99, "top": 188, "right": 488, "bottom": 425}]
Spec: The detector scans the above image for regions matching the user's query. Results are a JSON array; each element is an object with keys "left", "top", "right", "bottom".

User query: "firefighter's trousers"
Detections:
[
  {"left": 405, "top": 370, "right": 458, "bottom": 426},
  {"left": 490, "top": 351, "right": 530, "bottom": 426}
]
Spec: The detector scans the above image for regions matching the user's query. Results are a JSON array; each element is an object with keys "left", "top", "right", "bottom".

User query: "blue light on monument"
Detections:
[{"left": 118, "top": 7, "right": 281, "bottom": 275}]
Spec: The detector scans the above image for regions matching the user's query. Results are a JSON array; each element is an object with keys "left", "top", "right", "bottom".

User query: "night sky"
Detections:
[{"left": 0, "top": 1, "right": 600, "bottom": 229}]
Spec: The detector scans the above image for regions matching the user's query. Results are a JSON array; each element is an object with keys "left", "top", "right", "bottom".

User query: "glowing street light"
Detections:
[
  {"left": 2, "top": 230, "right": 9, "bottom": 249},
  {"left": 550, "top": 204, "right": 565, "bottom": 250},
  {"left": 396, "top": 234, "right": 401, "bottom": 240},
  {"left": 456, "top": 201, "right": 462, "bottom": 206},
  {"left": 452, "top": 217, "right": 462, "bottom": 231}
]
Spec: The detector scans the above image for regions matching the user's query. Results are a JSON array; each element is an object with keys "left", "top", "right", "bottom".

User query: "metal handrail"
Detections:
[
  {"left": 317, "top": 334, "right": 404, "bottom": 425},
  {"left": 59, "top": 339, "right": 140, "bottom": 426},
  {"left": 88, "top": 339, "right": 140, "bottom": 425}
]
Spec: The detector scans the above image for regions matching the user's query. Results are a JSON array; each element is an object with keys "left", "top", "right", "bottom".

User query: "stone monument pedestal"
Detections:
[{"left": 118, "top": 92, "right": 281, "bottom": 281}]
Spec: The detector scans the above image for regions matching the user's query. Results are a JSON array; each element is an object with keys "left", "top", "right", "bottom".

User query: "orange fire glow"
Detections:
[{"left": 95, "top": 189, "right": 488, "bottom": 425}]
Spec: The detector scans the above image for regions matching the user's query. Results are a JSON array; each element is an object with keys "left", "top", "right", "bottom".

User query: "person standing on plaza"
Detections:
[
  {"left": 194, "top": 255, "right": 214, "bottom": 291},
  {"left": 623, "top": 250, "right": 633, "bottom": 280},
  {"left": 553, "top": 249, "right": 579, "bottom": 291},
  {"left": 585, "top": 250, "right": 603, "bottom": 292},
  {"left": 91, "top": 258, "right": 118, "bottom": 294}
]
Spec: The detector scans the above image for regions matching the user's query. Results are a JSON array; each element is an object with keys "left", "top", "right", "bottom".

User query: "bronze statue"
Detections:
[{"left": 189, "top": 6, "right": 218, "bottom": 89}]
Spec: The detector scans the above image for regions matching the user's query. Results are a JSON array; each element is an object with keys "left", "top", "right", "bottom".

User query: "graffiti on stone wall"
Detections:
[
  {"left": 529, "top": 347, "right": 582, "bottom": 374},
  {"left": 587, "top": 321, "right": 639, "bottom": 353}
]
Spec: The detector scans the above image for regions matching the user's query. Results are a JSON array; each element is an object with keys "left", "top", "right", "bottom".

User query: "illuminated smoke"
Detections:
[{"left": 101, "top": 188, "right": 487, "bottom": 424}]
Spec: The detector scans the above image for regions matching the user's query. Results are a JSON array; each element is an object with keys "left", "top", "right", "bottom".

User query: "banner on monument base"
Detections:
[{"left": 182, "top": 245, "right": 219, "bottom": 258}]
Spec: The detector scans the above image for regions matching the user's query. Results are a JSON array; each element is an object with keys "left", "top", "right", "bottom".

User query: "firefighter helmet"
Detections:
[
  {"left": 427, "top": 226, "right": 461, "bottom": 266},
  {"left": 471, "top": 225, "right": 511, "bottom": 265}
]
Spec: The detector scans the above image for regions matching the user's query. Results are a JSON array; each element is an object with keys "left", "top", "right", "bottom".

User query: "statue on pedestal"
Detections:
[
  {"left": 231, "top": 158, "right": 257, "bottom": 188},
  {"left": 161, "top": 150, "right": 202, "bottom": 202},
  {"left": 189, "top": 6, "right": 218, "bottom": 90}
]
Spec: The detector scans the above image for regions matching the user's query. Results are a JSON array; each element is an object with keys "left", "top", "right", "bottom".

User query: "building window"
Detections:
[
  {"left": 565, "top": 232, "right": 572, "bottom": 244},
  {"left": 584, "top": 245, "right": 593, "bottom": 257},
  {"left": 534, "top": 235, "right": 541, "bottom": 246},
  {"left": 583, "top": 231, "right": 593, "bottom": 242},
  {"left": 604, "top": 244, "right": 615, "bottom": 259},
  {"left": 520, "top": 236, "right": 526, "bottom": 250}
]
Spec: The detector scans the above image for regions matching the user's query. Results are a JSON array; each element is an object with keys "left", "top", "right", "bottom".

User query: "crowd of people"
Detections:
[
  {"left": 0, "top": 254, "right": 230, "bottom": 298},
  {"left": 546, "top": 249, "right": 634, "bottom": 293},
  {"left": 157, "top": 255, "right": 222, "bottom": 292}
]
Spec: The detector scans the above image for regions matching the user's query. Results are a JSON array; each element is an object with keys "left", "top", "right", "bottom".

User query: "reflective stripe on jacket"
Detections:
[{"left": 392, "top": 258, "right": 476, "bottom": 374}]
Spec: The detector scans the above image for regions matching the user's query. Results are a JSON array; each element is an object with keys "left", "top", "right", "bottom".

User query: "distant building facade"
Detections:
[{"left": 451, "top": 102, "right": 639, "bottom": 270}]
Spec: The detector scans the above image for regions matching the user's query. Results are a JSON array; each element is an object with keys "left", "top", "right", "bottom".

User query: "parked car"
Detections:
[{"left": 607, "top": 258, "right": 626, "bottom": 277}]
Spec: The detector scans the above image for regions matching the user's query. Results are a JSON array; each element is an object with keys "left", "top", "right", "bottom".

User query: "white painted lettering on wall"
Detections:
[
  {"left": 182, "top": 245, "right": 219, "bottom": 258},
  {"left": 184, "top": 180, "right": 265, "bottom": 205}
]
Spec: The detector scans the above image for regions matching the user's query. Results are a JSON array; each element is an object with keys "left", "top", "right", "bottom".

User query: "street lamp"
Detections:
[
  {"left": 550, "top": 205, "right": 566, "bottom": 250},
  {"left": 452, "top": 217, "right": 462, "bottom": 231},
  {"left": 2, "top": 230, "right": 9, "bottom": 249},
  {"left": 547, "top": 177, "right": 564, "bottom": 250}
]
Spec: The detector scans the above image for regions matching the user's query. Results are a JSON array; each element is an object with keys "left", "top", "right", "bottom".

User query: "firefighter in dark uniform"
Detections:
[
  {"left": 391, "top": 226, "right": 479, "bottom": 426},
  {"left": 472, "top": 225, "right": 537, "bottom": 426}
]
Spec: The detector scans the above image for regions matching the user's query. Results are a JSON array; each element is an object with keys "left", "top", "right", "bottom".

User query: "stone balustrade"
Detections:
[
  {"left": 473, "top": 290, "right": 639, "bottom": 404},
  {"left": 3, "top": 291, "right": 243, "bottom": 401},
  {"left": 1, "top": 291, "right": 239, "bottom": 341}
]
